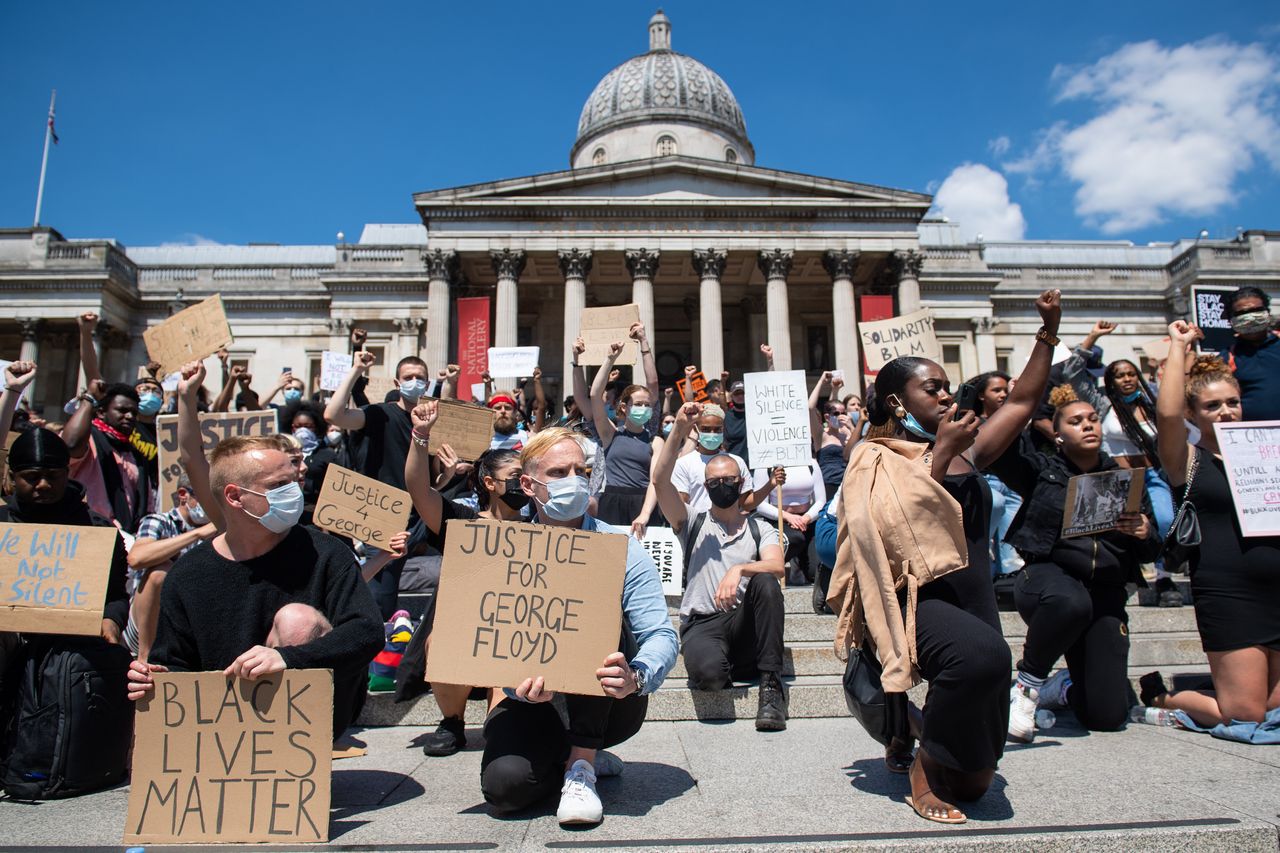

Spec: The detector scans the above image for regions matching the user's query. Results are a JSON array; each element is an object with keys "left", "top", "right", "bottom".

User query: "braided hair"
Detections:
[{"left": 1102, "top": 360, "right": 1159, "bottom": 469}]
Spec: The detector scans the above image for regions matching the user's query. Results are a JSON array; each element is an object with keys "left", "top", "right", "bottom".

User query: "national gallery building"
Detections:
[{"left": 2, "top": 11, "right": 1277, "bottom": 418}]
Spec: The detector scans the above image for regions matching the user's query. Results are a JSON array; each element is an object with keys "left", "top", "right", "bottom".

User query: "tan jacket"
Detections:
[{"left": 825, "top": 438, "right": 969, "bottom": 692}]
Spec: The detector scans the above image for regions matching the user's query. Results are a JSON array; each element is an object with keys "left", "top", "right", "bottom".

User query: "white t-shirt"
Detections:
[
  {"left": 1101, "top": 409, "right": 1155, "bottom": 458},
  {"left": 672, "top": 450, "right": 751, "bottom": 514},
  {"left": 751, "top": 460, "right": 827, "bottom": 521}
]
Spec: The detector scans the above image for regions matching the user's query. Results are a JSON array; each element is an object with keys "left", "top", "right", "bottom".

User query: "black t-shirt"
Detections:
[
  {"left": 130, "top": 420, "right": 159, "bottom": 482},
  {"left": 423, "top": 498, "right": 480, "bottom": 554},
  {"left": 150, "top": 525, "right": 384, "bottom": 673},
  {"left": 724, "top": 407, "right": 749, "bottom": 460},
  {"left": 357, "top": 402, "right": 413, "bottom": 490}
]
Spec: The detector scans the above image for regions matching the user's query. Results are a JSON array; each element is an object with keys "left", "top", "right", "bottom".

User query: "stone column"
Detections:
[
  {"left": 972, "top": 316, "right": 998, "bottom": 373},
  {"left": 326, "top": 317, "right": 353, "bottom": 355},
  {"left": 691, "top": 249, "right": 728, "bottom": 378},
  {"left": 625, "top": 249, "right": 659, "bottom": 376},
  {"left": 823, "top": 250, "right": 861, "bottom": 382},
  {"left": 894, "top": 249, "right": 923, "bottom": 314},
  {"left": 758, "top": 249, "right": 794, "bottom": 371},
  {"left": 559, "top": 249, "right": 593, "bottom": 390},
  {"left": 490, "top": 249, "right": 526, "bottom": 389},
  {"left": 16, "top": 317, "right": 41, "bottom": 407},
  {"left": 423, "top": 249, "right": 456, "bottom": 373}
]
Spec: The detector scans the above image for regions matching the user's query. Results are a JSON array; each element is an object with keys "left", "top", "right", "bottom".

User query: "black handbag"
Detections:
[
  {"left": 1161, "top": 448, "right": 1201, "bottom": 572},
  {"left": 841, "top": 645, "right": 908, "bottom": 747}
]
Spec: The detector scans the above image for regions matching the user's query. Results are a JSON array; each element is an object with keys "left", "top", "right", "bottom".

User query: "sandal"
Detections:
[
  {"left": 906, "top": 755, "right": 966, "bottom": 824},
  {"left": 884, "top": 736, "right": 915, "bottom": 774}
]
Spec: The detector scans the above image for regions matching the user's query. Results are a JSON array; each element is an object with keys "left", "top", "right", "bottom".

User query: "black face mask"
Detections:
[
  {"left": 706, "top": 480, "right": 740, "bottom": 509},
  {"left": 498, "top": 477, "right": 531, "bottom": 511}
]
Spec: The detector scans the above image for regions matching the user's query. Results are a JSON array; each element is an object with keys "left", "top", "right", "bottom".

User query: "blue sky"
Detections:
[{"left": 1, "top": 1, "right": 1277, "bottom": 247}]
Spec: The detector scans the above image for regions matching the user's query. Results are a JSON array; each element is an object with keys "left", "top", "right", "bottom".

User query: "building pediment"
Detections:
[{"left": 413, "top": 157, "right": 931, "bottom": 212}]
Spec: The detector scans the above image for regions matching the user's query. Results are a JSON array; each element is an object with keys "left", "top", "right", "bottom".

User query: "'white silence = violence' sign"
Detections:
[
  {"left": 744, "top": 370, "right": 811, "bottom": 470},
  {"left": 858, "top": 309, "right": 942, "bottom": 372},
  {"left": 1214, "top": 420, "right": 1280, "bottom": 537}
]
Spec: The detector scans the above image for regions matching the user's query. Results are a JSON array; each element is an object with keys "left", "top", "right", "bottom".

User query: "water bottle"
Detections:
[
  {"left": 1034, "top": 709, "right": 1056, "bottom": 730},
  {"left": 1128, "top": 705, "right": 1176, "bottom": 726}
]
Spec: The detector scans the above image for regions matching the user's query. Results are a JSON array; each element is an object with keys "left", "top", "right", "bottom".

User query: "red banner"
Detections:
[
  {"left": 859, "top": 294, "right": 894, "bottom": 378},
  {"left": 455, "top": 297, "right": 490, "bottom": 396}
]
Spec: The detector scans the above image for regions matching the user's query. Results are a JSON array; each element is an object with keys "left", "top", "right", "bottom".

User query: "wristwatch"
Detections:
[
  {"left": 631, "top": 662, "right": 648, "bottom": 695},
  {"left": 1035, "top": 327, "right": 1060, "bottom": 348}
]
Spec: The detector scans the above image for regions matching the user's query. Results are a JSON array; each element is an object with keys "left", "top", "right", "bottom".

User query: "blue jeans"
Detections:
[
  {"left": 985, "top": 473, "right": 1023, "bottom": 576},
  {"left": 1145, "top": 467, "right": 1174, "bottom": 539}
]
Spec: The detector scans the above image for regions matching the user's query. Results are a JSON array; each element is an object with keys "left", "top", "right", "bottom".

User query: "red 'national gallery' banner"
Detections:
[
  {"left": 456, "top": 297, "right": 490, "bottom": 396},
  {"left": 859, "top": 294, "right": 894, "bottom": 378}
]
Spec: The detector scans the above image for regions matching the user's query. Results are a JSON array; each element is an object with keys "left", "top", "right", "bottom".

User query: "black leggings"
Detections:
[
  {"left": 779, "top": 521, "right": 818, "bottom": 582},
  {"left": 680, "top": 573, "right": 785, "bottom": 689},
  {"left": 1015, "top": 563, "right": 1131, "bottom": 731},
  {"left": 480, "top": 693, "right": 648, "bottom": 813}
]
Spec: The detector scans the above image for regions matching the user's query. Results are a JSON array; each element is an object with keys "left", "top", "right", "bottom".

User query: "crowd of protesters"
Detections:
[{"left": 0, "top": 284, "right": 1276, "bottom": 827}]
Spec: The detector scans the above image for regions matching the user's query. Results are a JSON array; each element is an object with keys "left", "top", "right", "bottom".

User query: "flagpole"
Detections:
[{"left": 33, "top": 89, "right": 56, "bottom": 227}]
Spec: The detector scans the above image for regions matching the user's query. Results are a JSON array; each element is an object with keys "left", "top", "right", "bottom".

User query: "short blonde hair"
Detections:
[
  {"left": 520, "top": 427, "right": 584, "bottom": 475},
  {"left": 209, "top": 436, "right": 290, "bottom": 502}
]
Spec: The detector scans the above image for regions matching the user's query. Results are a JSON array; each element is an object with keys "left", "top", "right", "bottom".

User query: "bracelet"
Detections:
[
  {"left": 411, "top": 430, "right": 430, "bottom": 448},
  {"left": 1035, "top": 327, "right": 1060, "bottom": 347},
  {"left": 4, "top": 384, "right": 24, "bottom": 393}
]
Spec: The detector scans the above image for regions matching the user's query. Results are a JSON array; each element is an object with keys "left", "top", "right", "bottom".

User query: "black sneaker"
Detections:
[
  {"left": 755, "top": 671, "right": 788, "bottom": 732},
  {"left": 1155, "top": 576, "right": 1184, "bottom": 608},
  {"left": 422, "top": 716, "right": 466, "bottom": 757}
]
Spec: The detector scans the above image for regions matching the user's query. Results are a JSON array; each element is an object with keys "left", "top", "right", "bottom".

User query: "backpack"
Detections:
[
  {"left": 0, "top": 638, "right": 133, "bottom": 799},
  {"left": 680, "top": 512, "right": 766, "bottom": 587}
]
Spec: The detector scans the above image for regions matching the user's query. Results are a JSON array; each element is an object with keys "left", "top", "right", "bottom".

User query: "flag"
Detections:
[{"left": 48, "top": 104, "right": 58, "bottom": 144}]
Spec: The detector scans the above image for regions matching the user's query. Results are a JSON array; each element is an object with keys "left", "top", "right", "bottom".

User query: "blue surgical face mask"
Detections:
[
  {"left": 239, "top": 481, "right": 304, "bottom": 533},
  {"left": 890, "top": 397, "right": 938, "bottom": 443},
  {"left": 698, "top": 431, "right": 724, "bottom": 452},
  {"left": 399, "top": 378, "right": 427, "bottom": 401},
  {"left": 293, "top": 427, "right": 319, "bottom": 454},
  {"left": 662, "top": 423, "right": 673, "bottom": 437},
  {"left": 137, "top": 392, "right": 163, "bottom": 416},
  {"left": 1121, "top": 389, "right": 1142, "bottom": 404},
  {"left": 627, "top": 404, "right": 652, "bottom": 427},
  {"left": 284, "top": 388, "right": 303, "bottom": 404},
  {"left": 606, "top": 404, "right": 617, "bottom": 422},
  {"left": 849, "top": 411, "right": 862, "bottom": 427},
  {"left": 531, "top": 475, "right": 591, "bottom": 521}
]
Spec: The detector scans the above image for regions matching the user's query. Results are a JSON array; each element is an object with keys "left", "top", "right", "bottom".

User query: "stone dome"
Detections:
[{"left": 571, "top": 11, "right": 754, "bottom": 167}]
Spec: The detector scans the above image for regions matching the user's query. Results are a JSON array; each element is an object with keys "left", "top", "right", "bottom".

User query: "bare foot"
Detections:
[{"left": 907, "top": 749, "right": 966, "bottom": 824}]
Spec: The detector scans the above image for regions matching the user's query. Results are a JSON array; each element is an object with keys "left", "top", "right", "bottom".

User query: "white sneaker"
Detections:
[
  {"left": 1039, "top": 669, "right": 1072, "bottom": 711},
  {"left": 556, "top": 759, "right": 603, "bottom": 825},
  {"left": 1008, "top": 682, "right": 1038, "bottom": 743},
  {"left": 593, "top": 749, "right": 624, "bottom": 778}
]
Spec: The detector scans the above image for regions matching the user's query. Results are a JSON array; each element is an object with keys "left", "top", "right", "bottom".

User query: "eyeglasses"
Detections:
[{"left": 705, "top": 477, "right": 741, "bottom": 489}]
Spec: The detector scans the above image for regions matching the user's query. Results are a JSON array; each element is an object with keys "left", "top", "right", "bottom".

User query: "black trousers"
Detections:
[
  {"left": 912, "top": 565, "right": 1012, "bottom": 773},
  {"left": 333, "top": 661, "right": 368, "bottom": 739},
  {"left": 480, "top": 692, "right": 648, "bottom": 813},
  {"left": 779, "top": 521, "right": 818, "bottom": 582},
  {"left": 1015, "top": 562, "right": 1131, "bottom": 731},
  {"left": 680, "top": 573, "right": 785, "bottom": 690}
]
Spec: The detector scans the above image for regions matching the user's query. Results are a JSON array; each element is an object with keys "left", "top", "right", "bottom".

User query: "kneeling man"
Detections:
[
  {"left": 126, "top": 436, "right": 385, "bottom": 739},
  {"left": 655, "top": 402, "right": 788, "bottom": 730}
]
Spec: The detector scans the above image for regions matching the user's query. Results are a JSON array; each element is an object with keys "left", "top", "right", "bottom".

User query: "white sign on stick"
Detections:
[
  {"left": 487, "top": 346, "right": 540, "bottom": 378},
  {"left": 320, "top": 350, "right": 353, "bottom": 392},
  {"left": 640, "top": 527, "right": 684, "bottom": 596},
  {"left": 744, "top": 370, "right": 811, "bottom": 470},
  {"left": 1214, "top": 420, "right": 1280, "bottom": 537}
]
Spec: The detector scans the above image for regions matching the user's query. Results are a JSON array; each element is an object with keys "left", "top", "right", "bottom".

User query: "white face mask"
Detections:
[
  {"left": 530, "top": 475, "right": 590, "bottom": 521},
  {"left": 238, "top": 481, "right": 305, "bottom": 533}
]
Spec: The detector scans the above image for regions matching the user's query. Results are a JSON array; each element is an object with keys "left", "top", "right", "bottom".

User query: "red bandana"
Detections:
[{"left": 93, "top": 417, "right": 131, "bottom": 443}]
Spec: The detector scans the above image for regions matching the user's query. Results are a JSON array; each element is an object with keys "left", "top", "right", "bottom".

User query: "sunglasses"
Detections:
[{"left": 705, "top": 476, "right": 741, "bottom": 489}]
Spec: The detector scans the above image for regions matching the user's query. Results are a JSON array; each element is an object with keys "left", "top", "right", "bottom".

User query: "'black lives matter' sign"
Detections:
[{"left": 427, "top": 519, "right": 627, "bottom": 695}]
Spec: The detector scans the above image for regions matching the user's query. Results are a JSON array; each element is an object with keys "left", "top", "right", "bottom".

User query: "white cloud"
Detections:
[
  {"left": 988, "top": 135, "right": 1011, "bottom": 157},
  {"left": 931, "top": 163, "right": 1026, "bottom": 242},
  {"left": 159, "top": 233, "right": 224, "bottom": 247},
  {"left": 1009, "top": 38, "right": 1280, "bottom": 233}
]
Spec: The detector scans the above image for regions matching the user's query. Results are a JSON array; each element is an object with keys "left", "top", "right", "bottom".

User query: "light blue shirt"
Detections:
[{"left": 503, "top": 514, "right": 678, "bottom": 699}]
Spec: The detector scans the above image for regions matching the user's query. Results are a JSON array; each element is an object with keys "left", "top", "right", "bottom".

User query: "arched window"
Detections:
[
  {"left": 725, "top": 147, "right": 738, "bottom": 163},
  {"left": 656, "top": 135, "right": 678, "bottom": 157},
  {"left": 592, "top": 147, "right": 607, "bottom": 166}
]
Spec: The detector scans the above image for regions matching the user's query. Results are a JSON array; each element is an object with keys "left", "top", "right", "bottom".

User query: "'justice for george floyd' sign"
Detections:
[{"left": 426, "top": 519, "right": 626, "bottom": 696}]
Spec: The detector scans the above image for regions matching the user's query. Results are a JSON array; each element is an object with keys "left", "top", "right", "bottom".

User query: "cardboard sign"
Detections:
[
  {"left": 579, "top": 304, "right": 641, "bottom": 365},
  {"left": 363, "top": 375, "right": 398, "bottom": 402},
  {"left": 428, "top": 399, "right": 495, "bottom": 461},
  {"left": 426, "top": 519, "right": 627, "bottom": 695},
  {"left": 0, "top": 523, "right": 119, "bottom": 636},
  {"left": 143, "top": 295, "right": 234, "bottom": 376},
  {"left": 313, "top": 465, "right": 411, "bottom": 546},
  {"left": 678, "top": 370, "right": 710, "bottom": 403},
  {"left": 1214, "top": 421, "right": 1280, "bottom": 537},
  {"left": 487, "top": 346, "right": 540, "bottom": 378},
  {"left": 1061, "top": 468, "right": 1145, "bottom": 538},
  {"left": 1190, "top": 284, "right": 1238, "bottom": 356},
  {"left": 156, "top": 410, "right": 279, "bottom": 509},
  {"left": 1139, "top": 337, "right": 1172, "bottom": 363},
  {"left": 640, "top": 527, "right": 684, "bottom": 596},
  {"left": 319, "top": 350, "right": 353, "bottom": 392},
  {"left": 857, "top": 309, "right": 942, "bottom": 372},
  {"left": 124, "top": 670, "right": 333, "bottom": 845},
  {"left": 743, "top": 370, "right": 812, "bottom": 470}
]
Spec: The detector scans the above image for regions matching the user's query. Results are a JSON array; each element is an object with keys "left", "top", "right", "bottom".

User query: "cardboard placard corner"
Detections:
[
  {"left": 143, "top": 294, "right": 233, "bottom": 375},
  {"left": 124, "top": 670, "right": 333, "bottom": 844},
  {"left": 857, "top": 309, "right": 941, "bottom": 372},
  {"left": 1061, "top": 468, "right": 1144, "bottom": 538},
  {"left": 1213, "top": 420, "right": 1280, "bottom": 537},
  {"left": 426, "top": 518, "right": 627, "bottom": 695},
  {"left": 428, "top": 399, "right": 495, "bottom": 461},
  {"left": 578, "top": 304, "right": 641, "bottom": 365},
  {"left": 742, "top": 369, "right": 811, "bottom": 470},
  {"left": 313, "top": 464, "right": 411, "bottom": 547},
  {"left": 0, "top": 523, "right": 119, "bottom": 636}
]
